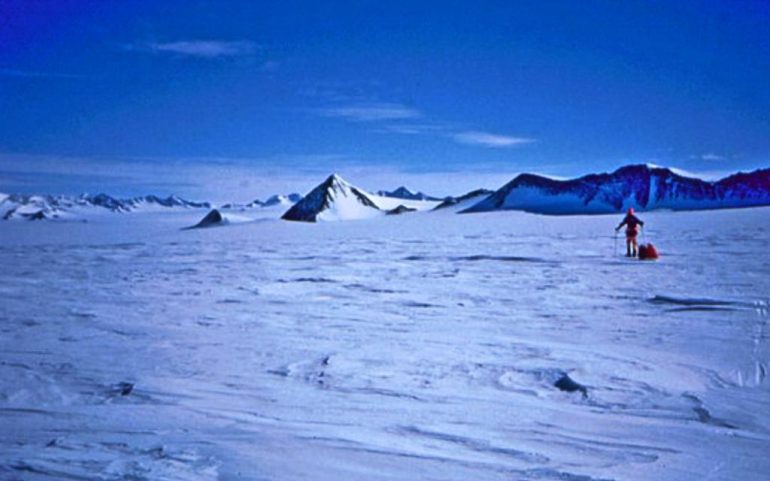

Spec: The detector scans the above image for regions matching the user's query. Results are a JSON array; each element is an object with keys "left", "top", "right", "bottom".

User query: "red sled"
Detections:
[{"left": 638, "top": 243, "right": 660, "bottom": 260}]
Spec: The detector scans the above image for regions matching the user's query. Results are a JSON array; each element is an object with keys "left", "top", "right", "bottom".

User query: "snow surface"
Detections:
[
  {"left": 1, "top": 208, "right": 769, "bottom": 480},
  {"left": 367, "top": 193, "right": 438, "bottom": 212}
]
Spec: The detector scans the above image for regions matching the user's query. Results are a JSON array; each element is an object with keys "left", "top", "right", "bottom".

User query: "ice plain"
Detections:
[{"left": 1, "top": 207, "right": 769, "bottom": 480}]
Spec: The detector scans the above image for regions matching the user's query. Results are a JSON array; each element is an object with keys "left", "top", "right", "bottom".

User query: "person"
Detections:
[{"left": 615, "top": 207, "right": 645, "bottom": 257}]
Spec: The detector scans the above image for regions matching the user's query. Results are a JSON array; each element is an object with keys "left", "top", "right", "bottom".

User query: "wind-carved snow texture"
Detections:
[{"left": 0, "top": 208, "right": 769, "bottom": 480}]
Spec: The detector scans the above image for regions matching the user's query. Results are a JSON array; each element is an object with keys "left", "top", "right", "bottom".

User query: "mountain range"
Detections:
[
  {"left": 3, "top": 164, "right": 769, "bottom": 222},
  {"left": 461, "top": 164, "right": 770, "bottom": 215},
  {"left": 0, "top": 191, "right": 307, "bottom": 221},
  {"left": 0, "top": 193, "right": 212, "bottom": 220}
]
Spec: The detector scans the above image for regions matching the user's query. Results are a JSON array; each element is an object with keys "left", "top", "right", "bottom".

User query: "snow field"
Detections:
[{"left": 0, "top": 207, "right": 768, "bottom": 480}]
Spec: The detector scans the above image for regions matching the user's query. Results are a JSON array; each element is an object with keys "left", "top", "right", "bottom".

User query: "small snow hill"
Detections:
[
  {"left": 462, "top": 164, "right": 770, "bottom": 215},
  {"left": 386, "top": 205, "right": 417, "bottom": 215},
  {"left": 282, "top": 174, "right": 439, "bottom": 222},
  {"left": 184, "top": 209, "right": 227, "bottom": 229},
  {"left": 433, "top": 189, "right": 493, "bottom": 212}
]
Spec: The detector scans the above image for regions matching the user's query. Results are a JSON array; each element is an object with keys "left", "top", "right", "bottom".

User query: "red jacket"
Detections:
[{"left": 617, "top": 214, "right": 644, "bottom": 235}]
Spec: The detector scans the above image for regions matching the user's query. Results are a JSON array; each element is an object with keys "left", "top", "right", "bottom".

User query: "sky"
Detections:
[{"left": 1, "top": 0, "right": 769, "bottom": 201}]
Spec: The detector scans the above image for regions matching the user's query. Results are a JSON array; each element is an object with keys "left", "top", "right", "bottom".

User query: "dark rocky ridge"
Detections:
[{"left": 463, "top": 164, "right": 770, "bottom": 215}]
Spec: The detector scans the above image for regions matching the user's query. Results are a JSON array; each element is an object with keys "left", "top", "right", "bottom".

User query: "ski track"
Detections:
[{"left": 0, "top": 208, "right": 769, "bottom": 480}]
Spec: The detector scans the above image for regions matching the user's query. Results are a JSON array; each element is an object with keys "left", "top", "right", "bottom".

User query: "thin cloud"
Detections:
[
  {"left": 139, "top": 40, "right": 259, "bottom": 58},
  {"left": 314, "top": 98, "right": 536, "bottom": 149},
  {"left": 699, "top": 153, "right": 724, "bottom": 161},
  {"left": 319, "top": 103, "right": 422, "bottom": 122},
  {"left": 375, "top": 123, "right": 450, "bottom": 135},
  {"left": 452, "top": 131, "right": 536, "bottom": 148}
]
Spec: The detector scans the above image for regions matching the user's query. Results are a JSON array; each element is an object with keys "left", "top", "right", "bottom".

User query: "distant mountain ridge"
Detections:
[
  {"left": 1, "top": 193, "right": 211, "bottom": 220},
  {"left": 4, "top": 164, "right": 769, "bottom": 222},
  {"left": 377, "top": 186, "right": 440, "bottom": 201},
  {"left": 220, "top": 193, "right": 301, "bottom": 210},
  {"left": 262, "top": 193, "right": 303, "bottom": 207},
  {"left": 462, "top": 164, "right": 770, "bottom": 215},
  {"left": 1, "top": 191, "right": 304, "bottom": 221}
]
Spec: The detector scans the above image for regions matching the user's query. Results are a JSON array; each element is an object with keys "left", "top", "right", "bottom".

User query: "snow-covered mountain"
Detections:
[
  {"left": 282, "top": 174, "right": 382, "bottom": 222},
  {"left": 0, "top": 189, "right": 304, "bottom": 222},
  {"left": 114, "top": 195, "right": 210, "bottom": 211},
  {"left": 1, "top": 193, "right": 211, "bottom": 220},
  {"left": 462, "top": 164, "right": 770, "bottom": 215},
  {"left": 282, "top": 174, "right": 440, "bottom": 222},
  {"left": 1, "top": 194, "right": 68, "bottom": 220},
  {"left": 376, "top": 186, "right": 439, "bottom": 201}
]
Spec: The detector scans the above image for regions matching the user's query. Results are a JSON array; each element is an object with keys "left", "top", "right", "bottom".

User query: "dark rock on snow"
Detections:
[
  {"left": 185, "top": 209, "right": 225, "bottom": 229},
  {"left": 386, "top": 205, "right": 417, "bottom": 215},
  {"left": 554, "top": 373, "right": 588, "bottom": 398}
]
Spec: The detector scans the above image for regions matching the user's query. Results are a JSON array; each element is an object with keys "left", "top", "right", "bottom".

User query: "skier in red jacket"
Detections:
[{"left": 615, "top": 207, "right": 645, "bottom": 257}]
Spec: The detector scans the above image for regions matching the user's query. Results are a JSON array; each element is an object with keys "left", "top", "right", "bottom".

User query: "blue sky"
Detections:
[{"left": 1, "top": 0, "right": 769, "bottom": 200}]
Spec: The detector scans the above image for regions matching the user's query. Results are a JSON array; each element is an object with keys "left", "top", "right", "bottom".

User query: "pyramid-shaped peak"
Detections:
[
  {"left": 323, "top": 173, "right": 351, "bottom": 186},
  {"left": 282, "top": 174, "right": 380, "bottom": 222}
]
